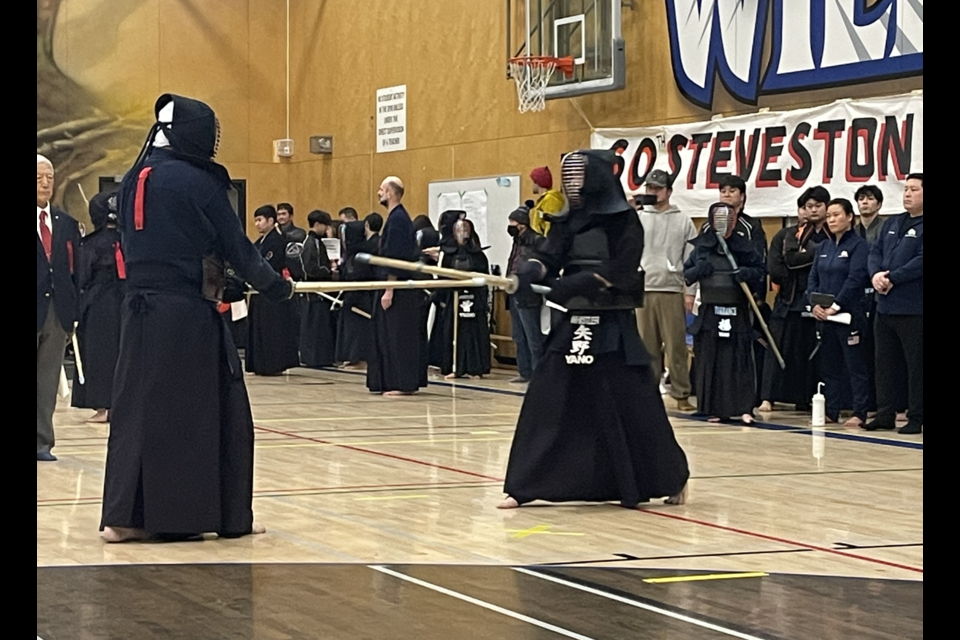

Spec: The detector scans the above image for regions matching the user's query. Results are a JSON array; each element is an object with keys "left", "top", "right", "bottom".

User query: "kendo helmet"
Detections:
[{"left": 559, "top": 149, "right": 632, "bottom": 216}]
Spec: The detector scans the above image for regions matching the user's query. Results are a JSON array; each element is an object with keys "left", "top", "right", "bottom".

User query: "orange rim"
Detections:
[{"left": 509, "top": 55, "right": 575, "bottom": 77}]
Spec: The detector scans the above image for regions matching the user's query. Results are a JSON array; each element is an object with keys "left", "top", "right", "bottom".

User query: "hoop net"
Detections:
[{"left": 509, "top": 56, "right": 574, "bottom": 114}]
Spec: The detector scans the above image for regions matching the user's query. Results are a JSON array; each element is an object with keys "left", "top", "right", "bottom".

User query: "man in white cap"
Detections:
[{"left": 36, "top": 154, "right": 80, "bottom": 461}]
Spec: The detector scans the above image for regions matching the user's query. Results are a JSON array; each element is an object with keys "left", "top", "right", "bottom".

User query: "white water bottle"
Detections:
[{"left": 812, "top": 382, "right": 826, "bottom": 427}]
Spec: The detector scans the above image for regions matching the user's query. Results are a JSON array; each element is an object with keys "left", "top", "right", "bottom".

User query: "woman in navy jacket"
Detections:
[{"left": 808, "top": 198, "right": 871, "bottom": 427}]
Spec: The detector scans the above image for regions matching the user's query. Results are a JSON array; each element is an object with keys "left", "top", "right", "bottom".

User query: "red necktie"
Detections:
[{"left": 40, "top": 210, "right": 53, "bottom": 261}]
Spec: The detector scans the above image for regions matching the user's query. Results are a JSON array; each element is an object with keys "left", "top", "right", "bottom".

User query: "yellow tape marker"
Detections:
[
  {"left": 507, "top": 524, "right": 586, "bottom": 539},
  {"left": 643, "top": 572, "right": 768, "bottom": 584}
]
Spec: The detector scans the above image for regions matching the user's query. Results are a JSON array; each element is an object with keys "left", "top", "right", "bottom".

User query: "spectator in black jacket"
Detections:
[
  {"left": 865, "top": 174, "right": 923, "bottom": 434},
  {"left": 36, "top": 154, "right": 80, "bottom": 462},
  {"left": 506, "top": 205, "right": 546, "bottom": 383}
]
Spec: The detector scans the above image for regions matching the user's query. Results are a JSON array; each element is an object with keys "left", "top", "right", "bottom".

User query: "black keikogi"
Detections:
[
  {"left": 762, "top": 221, "right": 827, "bottom": 409},
  {"left": 684, "top": 202, "right": 766, "bottom": 421},
  {"left": 433, "top": 219, "right": 491, "bottom": 378},
  {"left": 335, "top": 221, "right": 375, "bottom": 364},
  {"left": 366, "top": 204, "right": 428, "bottom": 393},
  {"left": 101, "top": 94, "right": 293, "bottom": 538},
  {"left": 71, "top": 192, "right": 125, "bottom": 411},
  {"left": 502, "top": 149, "right": 689, "bottom": 507},
  {"left": 298, "top": 227, "right": 337, "bottom": 367},
  {"left": 246, "top": 219, "right": 300, "bottom": 375}
]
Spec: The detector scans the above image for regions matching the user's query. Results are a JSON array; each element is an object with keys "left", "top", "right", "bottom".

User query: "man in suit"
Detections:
[{"left": 37, "top": 154, "right": 80, "bottom": 461}]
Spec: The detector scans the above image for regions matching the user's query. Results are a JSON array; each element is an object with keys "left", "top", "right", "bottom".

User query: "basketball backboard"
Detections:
[{"left": 507, "top": 0, "right": 625, "bottom": 100}]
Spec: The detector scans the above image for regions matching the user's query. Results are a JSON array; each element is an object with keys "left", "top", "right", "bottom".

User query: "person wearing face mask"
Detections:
[
  {"left": 504, "top": 205, "right": 546, "bottom": 383},
  {"left": 100, "top": 94, "right": 294, "bottom": 543},
  {"left": 685, "top": 202, "right": 766, "bottom": 425},
  {"left": 70, "top": 192, "right": 126, "bottom": 424},
  {"left": 431, "top": 218, "right": 492, "bottom": 379},
  {"left": 499, "top": 149, "right": 689, "bottom": 510},
  {"left": 759, "top": 187, "right": 829, "bottom": 413},
  {"left": 807, "top": 198, "right": 871, "bottom": 428}
]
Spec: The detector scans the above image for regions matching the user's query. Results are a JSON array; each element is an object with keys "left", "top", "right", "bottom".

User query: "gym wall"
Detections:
[{"left": 40, "top": 0, "right": 922, "bottom": 238}]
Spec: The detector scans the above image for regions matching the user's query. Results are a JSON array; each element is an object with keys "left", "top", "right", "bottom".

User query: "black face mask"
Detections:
[{"left": 507, "top": 225, "right": 520, "bottom": 238}]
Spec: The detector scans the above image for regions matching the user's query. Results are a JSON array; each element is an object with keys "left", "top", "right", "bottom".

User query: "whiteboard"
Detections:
[{"left": 427, "top": 174, "right": 522, "bottom": 274}]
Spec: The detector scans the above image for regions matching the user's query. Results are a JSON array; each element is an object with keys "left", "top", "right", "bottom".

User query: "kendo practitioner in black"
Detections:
[
  {"left": 366, "top": 176, "right": 428, "bottom": 396},
  {"left": 71, "top": 192, "right": 125, "bottom": 423},
  {"left": 427, "top": 210, "right": 466, "bottom": 369},
  {"left": 100, "top": 94, "right": 294, "bottom": 542},
  {"left": 685, "top": 202, "right": 766, "bottom": 424},
  {"left": 245, "top": 205, "right": 300, "bottom": 376},
  {"left": 297, "top": 209, "right": 337, "bottom": 367},
  {"left": 335, "top": 220, "right": 376, "bottom": 366},
  {"left": 437, "top": 219, "right": 491, "bottom": 379},
  {"left": 500, "top": 150, "right": 689, "bottom": 509},
  {"left": 760, "top": 189, "right": 828, "bottom": 412}
]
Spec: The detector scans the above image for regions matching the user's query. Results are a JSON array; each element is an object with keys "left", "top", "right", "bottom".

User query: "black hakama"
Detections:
[
  {"left": 298, "top": 293, "right": 336, "bottom": 367},
  {"left": 504, "top": 312, "right": 689, "bottom": 506},
  {"left": 71, "top": 229, "right": 124, "bottom": 410},
  {"left": 101, "top": 293, "right": 255, "bottom": 535},
  {"left": 435, "top": 287, "right": 491, "bottom": 377},
  {"left": 691, "top": 304, "right": 757, "bottom": 419},
  {"left": 366, "top": 289, "right": 428, "bottom": 393},
  {"left": 336, "top": 290, "right": 374, "bottom": 363},
  {"left": 245, "top": 295, "right": 300, "bottom": 375},
  {"left": 428, "top": 289, "right": 453, "bottom": 369},
  {"left": 760, "top": 310, "right": 818, "bottom": 407}
]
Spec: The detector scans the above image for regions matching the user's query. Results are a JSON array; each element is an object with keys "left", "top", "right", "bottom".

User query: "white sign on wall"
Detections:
[{"left": 376, "top": 84, "right": 407, "bottom": 153}]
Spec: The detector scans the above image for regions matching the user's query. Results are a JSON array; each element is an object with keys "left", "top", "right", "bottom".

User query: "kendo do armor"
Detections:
[
  {"left": 698, "top": 204, "right": 747, "bottom": 306},
  {"left": 550, "top": 149, "right": 644, "bottom": 311}
]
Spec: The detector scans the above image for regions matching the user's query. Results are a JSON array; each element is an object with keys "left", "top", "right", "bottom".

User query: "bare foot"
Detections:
[
  {"left": 251, "top": 521, "right": 266, "bottom": 535},
  {"left": 101, "top": 526, "right": 148, "bottom": 543},
  {"left": 87, "top": 410, "right": 109, "bottom": 424},
  {"left": 843, "top": 417, "right": 865, "bottom": 429},
  {"left": 707, "top": 416, "right": 722, "bottom": 423},
  {"left": 741, "top": 413, "right": 755, "bottom": 425},
  {"left": 497, "top": 497, "right": 520, "bottom": 509},
  {"left": 444, "top": 373, "right": 459, "bottom": 380},
  {"left": 384, "top": 390, "right": 417, "bottom": 397},
  {"left": 758, "top": 401, "right": 773, "bottom": 412},
  {"left": 665, "top": 483, "right": 689, "bottom": 505}
]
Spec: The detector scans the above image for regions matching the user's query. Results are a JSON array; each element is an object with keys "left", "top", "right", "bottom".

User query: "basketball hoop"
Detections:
[{"left": 509, "top": 56, "right": 575, "bottom": 113}]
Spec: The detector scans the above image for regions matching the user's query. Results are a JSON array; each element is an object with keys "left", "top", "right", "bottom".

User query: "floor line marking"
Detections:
[
  {"left": 514, "top": 567, "right": 766, "bottom": 640},
  {"left": 643, "top": 572, "right": 768, "bottom": 584},
  {"left": 638, "top": 509, "right": 924, "bottom": 574},
  {"left": 38, "top": 480, "right": 502, "bottom": 506},
  {"left": 318, "top": 367, "right": 922, "bottom": 450},
  {"left": 355, "top": 494, "right": 430, "bottom": 502},
  {"left": 254, "top": 424, "right": 502, "bottom": 481},
  {"left": 370, "top": 565, "right": 597, "bottom": 640}
]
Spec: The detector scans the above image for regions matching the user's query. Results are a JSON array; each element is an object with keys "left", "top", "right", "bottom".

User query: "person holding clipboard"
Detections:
[{"left": 808, "top": 198, "right": 871, "bottom": 428}]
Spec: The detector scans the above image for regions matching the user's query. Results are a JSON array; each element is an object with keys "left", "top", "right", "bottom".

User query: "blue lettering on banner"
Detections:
[{"left": 665, "top": 0, "right": 924, "bottom": 108}]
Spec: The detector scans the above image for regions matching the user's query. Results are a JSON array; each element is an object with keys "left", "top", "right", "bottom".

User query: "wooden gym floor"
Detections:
[{"left": 37, "top": 367, "right": 923, "bottom": 639}]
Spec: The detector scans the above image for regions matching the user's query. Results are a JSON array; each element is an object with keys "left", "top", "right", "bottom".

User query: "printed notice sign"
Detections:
[{"left": 376, "top": 84, "right": 407, "bottom": 153}]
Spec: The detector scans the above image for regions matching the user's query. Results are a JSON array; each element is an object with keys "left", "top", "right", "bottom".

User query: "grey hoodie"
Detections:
[{"left": 639, "top": 205, "right": 698, "bottom": 293}]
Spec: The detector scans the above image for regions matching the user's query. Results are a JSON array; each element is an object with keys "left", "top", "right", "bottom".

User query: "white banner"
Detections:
[
  {"left": 376, "top": 84, "right": 407, "bottom": 153},
  {"left": 592, "top": 93, "right": 923, "bottom": 217}
]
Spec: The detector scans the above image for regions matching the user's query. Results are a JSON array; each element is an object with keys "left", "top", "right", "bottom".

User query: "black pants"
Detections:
[
  {"left": 874, "top": 314, "right": 923, "bottom": 426},
  {"left": 819, "top": 322, "right": 871, "bottom": 421}
]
